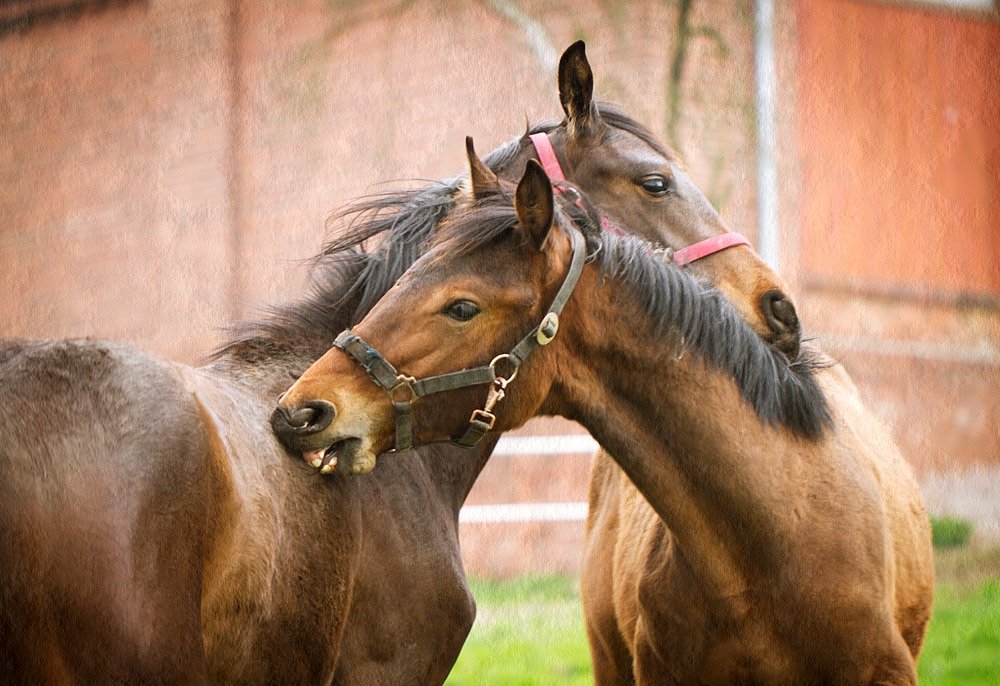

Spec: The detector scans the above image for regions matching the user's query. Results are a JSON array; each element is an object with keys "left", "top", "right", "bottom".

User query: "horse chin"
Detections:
[{"left": 336, "top": 438, "right": 378, "bottom": 475}]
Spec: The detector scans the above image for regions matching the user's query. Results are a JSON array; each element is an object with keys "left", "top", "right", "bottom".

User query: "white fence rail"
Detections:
[{"left": 459, "top": 433, "right": 597, "bottom": 524}]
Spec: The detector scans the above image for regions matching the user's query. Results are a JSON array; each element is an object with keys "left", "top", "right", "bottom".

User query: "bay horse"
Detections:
[
  {"left": 0, "top": 42, "right": 799, "bottom": 683},
  {"left": 274, "top": 161, "right": 933, "bottom": 684}
]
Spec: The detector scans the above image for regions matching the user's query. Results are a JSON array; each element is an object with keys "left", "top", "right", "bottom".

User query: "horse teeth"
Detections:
[
  {"left": 320, "top": 461, "right": 336, "bottom": 474},
  {"left": 303, "top": 449, "right": 324, "bottom": 468}
]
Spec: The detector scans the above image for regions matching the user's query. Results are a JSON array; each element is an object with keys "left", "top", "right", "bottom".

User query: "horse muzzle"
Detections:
[{"left": 271, "top": 400, "right": 343, "bottom": 473}]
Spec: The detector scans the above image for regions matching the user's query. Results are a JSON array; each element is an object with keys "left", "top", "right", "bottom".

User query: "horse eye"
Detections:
[
  {"left": 443, "top": 300, "right": 481, "bottom": 322},
  {"left": 640, "top": 175, "right": 673, "bottom": 197}
]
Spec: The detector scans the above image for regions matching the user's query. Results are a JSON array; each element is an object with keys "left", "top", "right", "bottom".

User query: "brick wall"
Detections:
[
  {"left": 2, "top": 0, "right": 761, "bottom": 359},
  {"left": 1, "top": 0, "right": 235, "bottom": 361},
  {"left": 2, "top": 0, "right": 997, "bottom": 576}
]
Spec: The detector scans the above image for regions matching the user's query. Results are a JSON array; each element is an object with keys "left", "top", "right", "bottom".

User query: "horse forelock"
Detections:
[{"left": 596, "top": 235, "right": 833, "bottom": 439}]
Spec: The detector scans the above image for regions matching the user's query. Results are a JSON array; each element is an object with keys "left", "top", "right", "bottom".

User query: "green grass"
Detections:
[
  {"left": 445, "top": 576, "right": 592, "bottom": 685},
  {"left": 446, "top": 548, "right": 1000, "bottom": 685},
  {"left": 918, "top": 547, "right": 1000, "bottom": 684},
  {"left": 931, "top": 515, "right": 975, "bottom": 549}
]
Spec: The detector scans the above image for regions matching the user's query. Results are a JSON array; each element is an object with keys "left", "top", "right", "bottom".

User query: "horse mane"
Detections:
[
  {"left": 597, "top": 236, "right": 832, "bottom": 439},
  {"left": 208, "top": 105, "right": 681, "bottom": 363},
  {"left": 434, "top": 190, "right": 832, "bottom": 440}
]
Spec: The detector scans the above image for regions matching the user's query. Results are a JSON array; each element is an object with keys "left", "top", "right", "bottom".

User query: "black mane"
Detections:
[{"left": 597, "top": 235, "right": 831, "bottom": 439}]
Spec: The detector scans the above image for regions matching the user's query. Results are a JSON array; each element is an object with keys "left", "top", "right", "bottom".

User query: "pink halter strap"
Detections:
[
  {"left": 671, "top": 232, "right": 752, "bottom": 266},
  {"left": 528, "top": 133, "right": 624, "bottom": 237},
  {"left": 528, "top": 132, "right": 566, "bottom": 182},
  {"left": 528, "top": 132, "right": 752, "bottom": 267}
]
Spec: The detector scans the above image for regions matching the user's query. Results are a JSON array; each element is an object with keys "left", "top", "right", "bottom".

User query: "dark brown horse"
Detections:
[
  {"left": 275, "top": 161, "right": 933, "bottom": 684},
  {"left": 0, "top": 43, "right": 798, "bottom": 683}
]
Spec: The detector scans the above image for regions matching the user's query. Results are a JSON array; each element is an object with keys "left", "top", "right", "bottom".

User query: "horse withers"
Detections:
[{"left": 274, "top": 160, "right": 932, "bottom": 684}]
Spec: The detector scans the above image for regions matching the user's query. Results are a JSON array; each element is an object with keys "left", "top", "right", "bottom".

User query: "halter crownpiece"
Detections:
[
  {"left": 528, "top": 131, "right": 752, "bottom": 265},
  {"left": 333, "top": 226, "right": 588, "bottom": 452}
]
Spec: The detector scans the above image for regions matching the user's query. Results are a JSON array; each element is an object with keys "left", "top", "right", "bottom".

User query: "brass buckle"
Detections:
[
  {"left": 469, "top": 409, "right": 497, "bottom": 430},
  {"left": 536, "top": 312, "right": 559, "bottom": 345}
]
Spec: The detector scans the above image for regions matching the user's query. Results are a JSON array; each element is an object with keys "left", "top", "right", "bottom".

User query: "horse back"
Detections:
[{"left": 0, "top": 338, "right": 214, "bottom": 682}]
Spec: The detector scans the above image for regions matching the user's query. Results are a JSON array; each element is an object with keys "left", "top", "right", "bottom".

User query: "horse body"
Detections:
[
  {"left": 0, "top": 339, "right": 214, "bottom": 682},
  {"left": 276, "top": 163, "right": 933, "bottom": 684},
  {"left": 559, "top": 249, "right": 930, "bottom": 684},
  {"left": 0, "top": 337, "right": 480, "bottom": 684},
  {"left": 581, "top": 320, "right": 933, "bottom": 684}
]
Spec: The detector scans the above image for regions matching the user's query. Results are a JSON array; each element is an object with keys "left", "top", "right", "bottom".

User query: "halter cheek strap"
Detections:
[
  {"left": 333, "top": 227, "right": 588, "bottom": 452},
  {"left": 528, "top": 131, "right": 751, "bottom": 267}
]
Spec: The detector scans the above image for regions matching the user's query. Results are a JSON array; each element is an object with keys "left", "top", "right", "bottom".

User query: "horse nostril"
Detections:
[
  {"left": 288, "top": 405, "right": 317, "bottom": 428},
  {"left": 270, "top": 400, "right": 337, "bottom": 444},
  {"left": 759, "top": 289, "right": 802, "bottom": 360}
]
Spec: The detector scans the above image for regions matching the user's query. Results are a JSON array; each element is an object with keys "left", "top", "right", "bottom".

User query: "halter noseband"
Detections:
[
  {"left": 528, "top": 132, "right": 751, "bottom": 265},
  {"left": 333, "top": 226, "right": 588, "bottom": 452}
]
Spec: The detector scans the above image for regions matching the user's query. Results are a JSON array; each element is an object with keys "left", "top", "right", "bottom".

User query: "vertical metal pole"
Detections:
[
  {"left": 754, "top": 0, "right": 780, "bottom": 270},
  {"left": 226, "top": 0, "right": 244, "bottom": 322}
]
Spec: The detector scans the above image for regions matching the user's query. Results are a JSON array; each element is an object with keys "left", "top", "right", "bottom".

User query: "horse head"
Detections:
[
  {"left": 273, "top": 160, "right": 589, "bottom": 474},
  {"left": 519, "top": 42, "right": 801, "bottom": 358}
]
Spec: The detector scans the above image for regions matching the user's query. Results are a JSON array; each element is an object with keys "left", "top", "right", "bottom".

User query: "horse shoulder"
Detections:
[
  {"left": 180, "top": 366, "right": 374, "bottom": 682},
  {"left": 0, "top": 338, "right": 213, "bottom": 682}
]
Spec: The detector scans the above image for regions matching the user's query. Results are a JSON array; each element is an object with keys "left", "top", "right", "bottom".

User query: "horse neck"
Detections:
[
  {"left": 414, "top": 438, "right": 497, "bottom": 513},
  {"left": 548, "top": 272, "right": 825, "bottom": 599},
  {"left": 206, "top": 333, "right": 493, "bottom": 515}
]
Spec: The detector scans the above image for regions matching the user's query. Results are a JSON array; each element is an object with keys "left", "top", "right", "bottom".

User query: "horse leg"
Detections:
[
  {"left": 631, "top": 617, "right": 681, "bottom": 686},
  {"left": 581, "top": 454, "right": 636, "bottom": 685},
  {"left": 582, "top": 556, "right": 635, "bottom": 686},
  {"left": 866, "top": 632, "right": 918, "bottom": 686}
]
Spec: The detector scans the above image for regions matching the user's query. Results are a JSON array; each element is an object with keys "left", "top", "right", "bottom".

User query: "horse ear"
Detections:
[
  {"left": 558, "top": 40, "right": 602, "bottom": 138},
  {"left": 465, "top": 136, "right": 500, "bottom": 199},
  {"left": 515, "top": 160, "right": 555, "bottom": 250}
]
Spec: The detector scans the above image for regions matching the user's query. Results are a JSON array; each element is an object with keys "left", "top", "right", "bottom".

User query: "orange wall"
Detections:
[{"left": 796, "top": 0, "right": 1000, "bottom": 297}]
